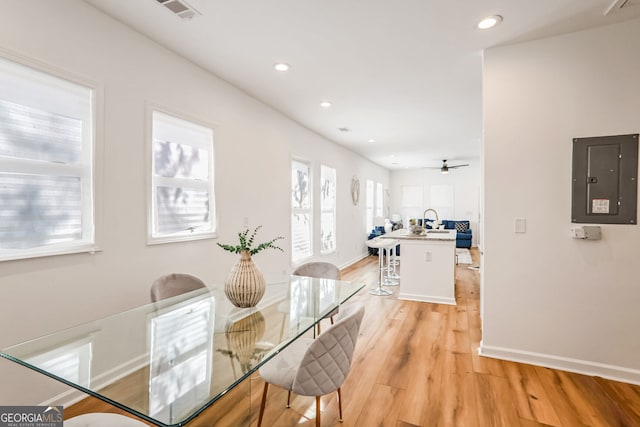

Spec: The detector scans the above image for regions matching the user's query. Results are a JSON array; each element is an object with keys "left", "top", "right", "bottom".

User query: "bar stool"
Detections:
[
  {"left": 366, "top": 238, "right": 393, "bottom": 296},
  {"left": 387, "top": 243, "right": 401, "bottom": 283},
  {"left": 381, "top": 239, "right": 400, "bottom": 286}
]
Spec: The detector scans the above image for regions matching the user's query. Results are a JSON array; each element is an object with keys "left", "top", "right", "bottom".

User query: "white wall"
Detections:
[
  {"left": 390, "top": 165, "right": 480, "bottom": 246},
  {"left": 482, "top": 18, "right": 640, "bottom": 384},
  {"left": 0, "top": 0, "right": 389, "bottom": 404}
]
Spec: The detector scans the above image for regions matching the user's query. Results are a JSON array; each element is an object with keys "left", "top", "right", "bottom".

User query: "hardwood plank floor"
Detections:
[{"left": 66, "top": 250, "right": 640, "bottom": 426}]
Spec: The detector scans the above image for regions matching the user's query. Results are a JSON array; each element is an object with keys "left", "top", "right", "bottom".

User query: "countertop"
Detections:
[{"left": 380, "top": 228, "right": 456, "bottom": 241}]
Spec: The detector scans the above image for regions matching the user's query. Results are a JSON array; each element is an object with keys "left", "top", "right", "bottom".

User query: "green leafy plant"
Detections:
[{"left": 217, "top": 226, "right": 284, "bottom": 255}]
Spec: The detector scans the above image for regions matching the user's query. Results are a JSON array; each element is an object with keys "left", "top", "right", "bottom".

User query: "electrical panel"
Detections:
[{"left": 571, "top": 134, "right": 638, "bottom": 224}]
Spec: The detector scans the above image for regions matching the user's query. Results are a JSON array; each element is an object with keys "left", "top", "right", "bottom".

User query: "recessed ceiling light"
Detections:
[
  {"left": 478, "top": 15, "right": 502, "bottom": 30},
  {"left": 368, "top": 139, "right": 376, "bottom": 143},
  {"left": 320, "top": 101, "right": 332, "bottom": 108},
  {"left": 274, "top": 63, "right": 290, "bottom": 71}
]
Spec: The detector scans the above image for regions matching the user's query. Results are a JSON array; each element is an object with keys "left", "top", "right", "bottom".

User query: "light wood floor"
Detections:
[{"left": 67, "top": 250, "right": 640, "bottom": 426}]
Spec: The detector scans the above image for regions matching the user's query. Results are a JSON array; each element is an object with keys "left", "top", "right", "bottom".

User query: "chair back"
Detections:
[
  {"left": 293, "top": 262, "right": 340, "bottom": 280},
  {"left": 150, "top": 273, "right": 206, "bottom": 302},
  {"left": 292, "top": 302, "right": 365, "bottom": 396}
]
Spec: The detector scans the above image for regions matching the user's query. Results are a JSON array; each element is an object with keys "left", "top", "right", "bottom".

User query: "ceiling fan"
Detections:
[{"left": 427, "top": 159, "right": 470, "bottom": 174}]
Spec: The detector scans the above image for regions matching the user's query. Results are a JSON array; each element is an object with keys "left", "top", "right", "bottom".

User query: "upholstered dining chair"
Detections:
[
  {"left": 150, "top": 273, "right": 206, "bottom": 302},
  {"left": 65, "top": 412, "right": 148, "bottom": 426},
  {"left": 257, "top": 302, "right": 365, "bottom": 427},
  {"left": 292, "top": 262, "right": 341, "bottom": 334}
]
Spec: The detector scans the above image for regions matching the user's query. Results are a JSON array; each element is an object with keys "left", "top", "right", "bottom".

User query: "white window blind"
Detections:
[
  {"left": 150, "top": 111, "right": 215, "bottom": 243},
  {"left": 320, "top": 165, "right": 336, "bottom": 254},
  {"left": 291, "top": 160, "right": 312, "bottom": 262},
  {"left": 431, "top": 184, "right": 454, "bottom": 220},
  {"left": 376, "top": 182, "right": 384, "bottom": 218},
  {"left": 0, "top": 57, "right": 94, "bottom": 261},
  {"left": 365, "top": 179, "right": 374, "bottom": 233}
]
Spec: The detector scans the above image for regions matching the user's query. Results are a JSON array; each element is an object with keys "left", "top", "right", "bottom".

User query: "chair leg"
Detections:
[
  {"left": 287, "top": 390, "right": 291, "bottom": 408},
  {"left": 257, "top": 382, "right": 269, "bottom": 427},
  {"left": 316, "top": 396, "right": 321, "bottom": 427},
  {"left": 337, "top": 387, "right": 343, "bottom": 422},
  {"left": 317, "top": 321, "right": 321, "bottom": 335},
  {"left": 330, "top": 316, "right": 334, "bottom": 325}
]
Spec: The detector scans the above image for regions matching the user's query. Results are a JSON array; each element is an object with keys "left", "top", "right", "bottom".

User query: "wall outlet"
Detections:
[{"left": 424, "top": 251, "right": 432, "bottom": 262}]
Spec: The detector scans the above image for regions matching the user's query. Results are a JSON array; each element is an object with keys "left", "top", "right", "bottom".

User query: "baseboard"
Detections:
[
  {"left": 398, "top": 293, "right": 456, "bottom": 305},
  {"left": 479, "top": 343, "right": 640, "bottom": 385},
  {"left": 338, "top": 252, "right": 370, "bottom": 270},
  {"left": 39, "top": 353, "right": 150, "bottom": 407}
]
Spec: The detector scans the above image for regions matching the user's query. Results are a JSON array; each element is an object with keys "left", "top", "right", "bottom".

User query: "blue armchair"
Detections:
[{"left": 441, "top": 220, "right": 472, "bottom": 249}]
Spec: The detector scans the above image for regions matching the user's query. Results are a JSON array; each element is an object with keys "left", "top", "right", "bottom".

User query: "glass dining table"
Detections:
[{"left": 0, "top": 276, "right": 364, "bottom": 426}]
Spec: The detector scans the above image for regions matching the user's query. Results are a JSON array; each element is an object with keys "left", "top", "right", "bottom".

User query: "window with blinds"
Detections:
[
  {"left": 0, "top": 57, "right": 94, "bottom": 261},
  {"left": 291, "top": 160, "right": 312, "bottom": 262},
  {"left": 320, "top": 165, "right": 336, "bottom": 254},
  {"left": 376, "top": 182, "right": 384, "bottom": 218},
  {"left": 366, "top": 179, "right": 374, "bottom": 233},
  {"left": 150, "top": 110, "right": 215, "bottom": 243}
]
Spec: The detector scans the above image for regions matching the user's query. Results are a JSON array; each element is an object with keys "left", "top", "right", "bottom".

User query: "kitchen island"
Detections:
[{"left": 381, "top": 228, "right": 456, "bottom": 305}]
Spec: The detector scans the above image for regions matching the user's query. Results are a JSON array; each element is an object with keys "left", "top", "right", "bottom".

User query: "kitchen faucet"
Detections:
[{"left": 423, "top": 208, "right": 440, "bottom": 229}]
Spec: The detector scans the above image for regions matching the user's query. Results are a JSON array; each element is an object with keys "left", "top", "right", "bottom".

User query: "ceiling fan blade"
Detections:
[{"left": 448, "top": 164, "right": 469, "bottom": 169}]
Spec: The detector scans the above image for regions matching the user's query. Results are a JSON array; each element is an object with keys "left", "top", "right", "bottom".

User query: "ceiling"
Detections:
[{"left": 85, "top": 0, "right": 640, "bottom": 170}]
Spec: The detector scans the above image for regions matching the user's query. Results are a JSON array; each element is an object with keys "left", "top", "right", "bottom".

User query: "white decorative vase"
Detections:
[{"left": 224, "top": 250, "right": 266, "bottom": 308}]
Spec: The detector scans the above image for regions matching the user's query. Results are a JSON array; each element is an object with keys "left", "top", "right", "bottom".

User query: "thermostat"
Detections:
[{"left": 571, "top": 225, "right": 601, "bottom": 240}]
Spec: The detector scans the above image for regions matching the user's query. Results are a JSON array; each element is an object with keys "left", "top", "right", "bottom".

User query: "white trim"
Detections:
[
  {"left": 291, "top": 157, "right": 313, "bottom": 263},
  {"left": 479, "top": 343, "right": 640, "bottom": 386},
  {"left": 146, "top": 104, "right": 217, "bottom": 245},
  {"left": 319, "top": 164, "right": 337, "bottom": 255},
  {"left": 397, "top": 293, "right": 456, "bottom": 305},
  {"left": 0, "top": 50, "right": 99, "bottom": 262},
  {"left": 0, "top": 244, "right": 102, "bottom": 263},
  {"left": 337, "top": 253, "right": 369, "bottom": 270}
]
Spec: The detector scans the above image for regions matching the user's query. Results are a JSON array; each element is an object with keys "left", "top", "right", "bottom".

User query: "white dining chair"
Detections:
[
  {"left": 257, "top": 302, "right": 365, "bottom": 427},
  {"left": 65, "top": 412, "right": 148, "bottom": 426},
  {"left": 150, "top": 273, "right": 206, "bottom": 302},
  {"left": 293, "top": 262, "right": 341, "bottom": 334}
]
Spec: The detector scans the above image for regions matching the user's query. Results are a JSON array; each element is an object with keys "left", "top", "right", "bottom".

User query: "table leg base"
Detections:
[{"left": 369, "top": 286, "right": 393, "bottom": 296}]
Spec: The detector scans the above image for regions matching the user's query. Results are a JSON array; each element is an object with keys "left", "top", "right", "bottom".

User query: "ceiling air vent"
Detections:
[
  {"left": 604, "top": 0, "right": 640, "bottom": 16},
  {"left": 154, "top": 0, "right": 201, "bottom": 20}
]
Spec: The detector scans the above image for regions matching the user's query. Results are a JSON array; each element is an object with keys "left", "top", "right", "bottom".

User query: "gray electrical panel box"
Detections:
[{"left": 571, "top": 134, "right": 638, "bottom": 224}]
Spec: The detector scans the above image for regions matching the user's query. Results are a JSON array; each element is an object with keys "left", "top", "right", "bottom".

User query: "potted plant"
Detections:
[{"left": 217, "top": 226, "right": 284, "bottom": 307}]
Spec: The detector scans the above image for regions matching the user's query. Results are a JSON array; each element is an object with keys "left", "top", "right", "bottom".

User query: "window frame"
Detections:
[
  {"left": 375, "top": 182, "right": 384, "bottom": 219},
  {"left": 291, "top": 158, "right": 313, "bottom": 264},
  {"left": 320, "top": 164, "right": 336, "bottom": 255},
  {"left": 0, "top": 53, "right": 101, "bottom": 262},
  {"left": 147, "top": 105, "right": 217, "bottom": 245},
  {"left": 365, "top": 179, "right": 374, "bottom": 234}
]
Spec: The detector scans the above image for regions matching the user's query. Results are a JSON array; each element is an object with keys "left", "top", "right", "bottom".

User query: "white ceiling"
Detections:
[{"left": 85, "top": 0, "right": 640, "bottom": 170}]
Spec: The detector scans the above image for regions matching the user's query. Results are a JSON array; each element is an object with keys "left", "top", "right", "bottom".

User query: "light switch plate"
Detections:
[{"left": 514, "top": 217, "right": 526, "bottom": 233}]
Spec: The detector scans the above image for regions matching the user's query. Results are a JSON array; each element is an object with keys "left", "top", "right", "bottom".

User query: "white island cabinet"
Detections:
[{"left": 381, "top": 229, "right": 456, "bottom": 305}]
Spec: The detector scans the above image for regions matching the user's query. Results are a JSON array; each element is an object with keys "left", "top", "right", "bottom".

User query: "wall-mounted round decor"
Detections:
[{"left": 351, "top": 176, "right": 360, "bottom": 205}]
